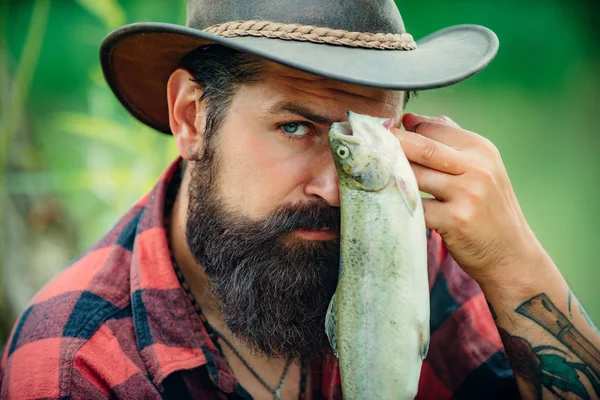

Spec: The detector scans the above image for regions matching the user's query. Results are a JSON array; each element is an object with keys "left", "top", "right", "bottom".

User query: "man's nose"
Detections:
[{"left": 303, "top": 150, "right": 340, "bottom": 207}]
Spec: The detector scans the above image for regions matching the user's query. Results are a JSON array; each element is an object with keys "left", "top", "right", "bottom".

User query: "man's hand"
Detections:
[
  {"left": 393, "top": 112, "right": 546, "bottom": 284},
  {"left": 394, "top": 113, "right": 600, "bottom": 400}
]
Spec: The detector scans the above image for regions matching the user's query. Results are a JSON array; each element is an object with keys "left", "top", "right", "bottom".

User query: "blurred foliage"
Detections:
[{"left": 0, "top": 0, "right": 598, "bottom": 345}]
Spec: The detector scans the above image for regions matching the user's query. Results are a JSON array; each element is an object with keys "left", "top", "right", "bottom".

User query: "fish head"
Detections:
[{"left": 328, "top": 112, "right": 398, "bottom": 192}]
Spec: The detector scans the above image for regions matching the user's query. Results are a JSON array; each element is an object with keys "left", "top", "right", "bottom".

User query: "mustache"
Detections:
[{"left": 259, "top": 201, "right": 341, "bottom": 236}]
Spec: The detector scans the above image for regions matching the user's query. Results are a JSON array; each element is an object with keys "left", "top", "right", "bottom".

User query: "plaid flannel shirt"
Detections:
[{"left": 0, "top": 157, "right": 520, "bottom": 399}]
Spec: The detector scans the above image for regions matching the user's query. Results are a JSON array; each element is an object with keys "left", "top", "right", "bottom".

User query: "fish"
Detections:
[{"left": 325, "top": 111, "right": 430, "bottom": 400}]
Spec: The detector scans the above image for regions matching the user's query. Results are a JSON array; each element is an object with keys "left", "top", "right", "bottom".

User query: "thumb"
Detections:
[
  {"left": 402, "top": 112, "right": 433, "bottom": 132},
  {"left": 403, "top": 112, "right": 460, "bottom": 132}
]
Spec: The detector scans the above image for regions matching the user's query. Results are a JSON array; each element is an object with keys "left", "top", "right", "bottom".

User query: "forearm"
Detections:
[
  {"left": 478, "top": 251, "right": 600, "bottom": 400},
  {"left": 396, "top": 112, "right": 600, "bottom": 397}
]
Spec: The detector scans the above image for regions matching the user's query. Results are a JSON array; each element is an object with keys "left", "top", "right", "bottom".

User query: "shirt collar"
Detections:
[{"left": 128, "top": 157, "right": 235, "bottom": 389}]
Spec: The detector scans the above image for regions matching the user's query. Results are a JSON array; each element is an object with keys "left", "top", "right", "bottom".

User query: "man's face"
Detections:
[
  {"left": 185, "top": 61, "right": 405, "bottom": 359},
  {"left": 212, "top": 62, "right": 404, "bottom": 221}
]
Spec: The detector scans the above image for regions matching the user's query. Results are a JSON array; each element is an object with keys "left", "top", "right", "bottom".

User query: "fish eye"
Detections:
[{"left": 337, "top": 145, "right": 350, "bottom": 159}]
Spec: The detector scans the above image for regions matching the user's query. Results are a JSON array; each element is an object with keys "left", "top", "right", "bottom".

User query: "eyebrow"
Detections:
[{"left": 269, "top": 102, "right": 335, "bottom": 126}]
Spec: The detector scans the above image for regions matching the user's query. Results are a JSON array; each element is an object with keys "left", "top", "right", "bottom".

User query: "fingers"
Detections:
[
  {"left": 393, "top": 128, "right": 467, "bottom": 175},
  {"left": 403, "top": 112, "right": 484, "bottom": 148},
  {"left": 421, "top": 197, "right": 444, "bottom": 232},
  {"left": 403, "top": 112, "right": 460, "bottom": 131},
  {"left": 411, "top": 162, "right": 451, "bottom": 201},
  {"left": 402, "top": 112, "right": 500, "bottom": 160}
]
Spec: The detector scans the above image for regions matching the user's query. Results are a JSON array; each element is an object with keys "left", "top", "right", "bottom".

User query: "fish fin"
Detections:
[
  {"left": 394, "top": 176, "right": 418, "bottom": 216},
  {"left": 325, "top": 292, "right": 339, "bottom": 358},
  {"left": 381, "top": 117, "right": 395, "bottom": 130},
  {"left": 418, "top": 320, "right": 430, "bottom": 360}
]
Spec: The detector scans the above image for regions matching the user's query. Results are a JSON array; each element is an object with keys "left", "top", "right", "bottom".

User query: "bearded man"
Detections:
[{"left": 1, "top": 1, "right": 599, "bottom": 399}]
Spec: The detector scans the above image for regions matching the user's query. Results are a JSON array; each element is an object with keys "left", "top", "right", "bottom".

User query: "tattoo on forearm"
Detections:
[
  {"left": 491, "top": 293, "right": 600, "bottom": 399},
  {"left": 517, "top": 293, "right": 600, "bottom": 378},
  {"left": 565, "top": 289, "right": 598, "bottom": 334},
  {"left": 578, "top": 298, "right": 600, "bottom": 336},
  {"left": 568, "top": 289, "right": 573, "bottom": 318}
]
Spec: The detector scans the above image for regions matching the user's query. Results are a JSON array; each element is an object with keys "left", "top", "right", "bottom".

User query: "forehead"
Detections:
[{"left": 238, "top": 60, "right": 404, "bottom": 121}]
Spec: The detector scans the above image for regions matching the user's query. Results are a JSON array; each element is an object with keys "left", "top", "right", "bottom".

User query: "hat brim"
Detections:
[{"left": 100, "top": 22, "right": 499, "bottom": 134}]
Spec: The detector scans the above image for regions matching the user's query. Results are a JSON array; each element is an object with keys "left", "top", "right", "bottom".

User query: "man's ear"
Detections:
[{"left": 167, "top": 68, "right": 206, "bottom": 161}]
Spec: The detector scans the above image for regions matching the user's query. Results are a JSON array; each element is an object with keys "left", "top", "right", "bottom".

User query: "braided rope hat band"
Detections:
[
  {"left": 204, "top": 20, "right": 417, "bottom": 50},
  {"left": 100, "top": 0, "right": 499, "bottom": 135}
]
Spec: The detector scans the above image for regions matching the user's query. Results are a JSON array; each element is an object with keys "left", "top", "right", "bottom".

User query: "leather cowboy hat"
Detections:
[{"left": 100, "top": 0, "right": 499, "bottom": 135}]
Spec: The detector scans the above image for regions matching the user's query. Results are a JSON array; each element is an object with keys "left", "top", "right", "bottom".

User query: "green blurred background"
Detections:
[{"left": 1, "top": 0, "right": 598, "bottom": 343}]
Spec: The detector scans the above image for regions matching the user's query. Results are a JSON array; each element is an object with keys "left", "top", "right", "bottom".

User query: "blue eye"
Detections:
[
  {"left": 283, "top": 123, "right": 299, "bottom": 133},
  {"left": 281, "top": 122, "right": 311, "bottom": 138}
]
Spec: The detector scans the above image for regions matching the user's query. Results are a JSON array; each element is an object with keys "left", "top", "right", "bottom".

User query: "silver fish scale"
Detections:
[{"left": 326, "top": 113, "right": 430, "bottom": 400}]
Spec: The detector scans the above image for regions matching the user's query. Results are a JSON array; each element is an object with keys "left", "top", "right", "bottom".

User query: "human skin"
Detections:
[{"left": 166, "top": 60, "right": 600, "bottom": 399}]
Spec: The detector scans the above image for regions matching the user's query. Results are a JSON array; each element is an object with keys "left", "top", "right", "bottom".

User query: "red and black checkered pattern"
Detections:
[{"left": 0, "top": 158, "right": 519, "bottom": 399}]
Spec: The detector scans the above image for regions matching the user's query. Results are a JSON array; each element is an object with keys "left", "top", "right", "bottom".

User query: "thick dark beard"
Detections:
[{"left": 185, "top": 153, "right": 340, "bottom": 360}]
